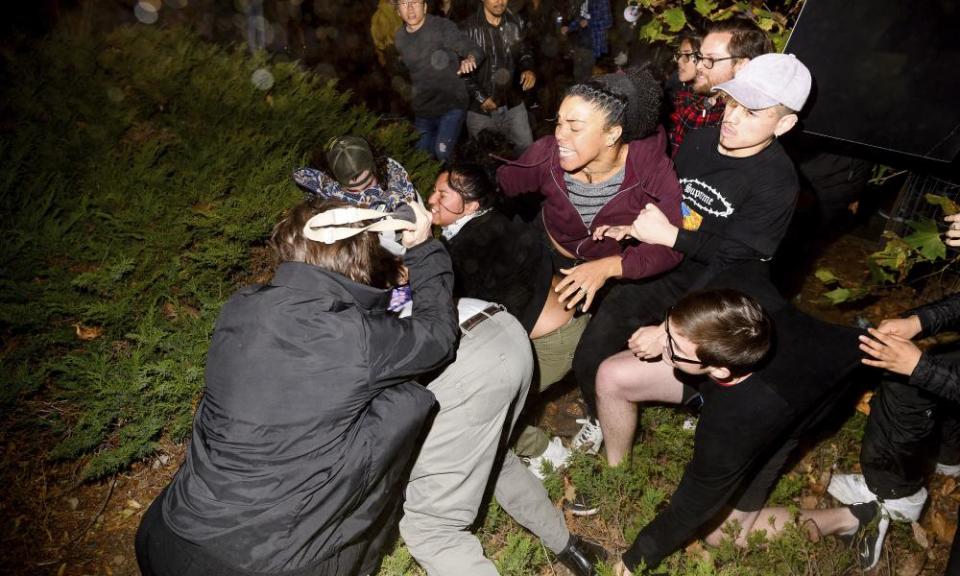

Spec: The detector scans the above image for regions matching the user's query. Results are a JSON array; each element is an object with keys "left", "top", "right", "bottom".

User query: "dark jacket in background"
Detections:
[
  {"left": 460, "top": 6, "right": 535, "bottom": 112},
  {"left": 154, "top": 240, "right": 458, "bottom": 575}
]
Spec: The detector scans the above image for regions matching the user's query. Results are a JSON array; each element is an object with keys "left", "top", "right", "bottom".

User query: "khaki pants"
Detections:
[
  {"left": 515, "top": 313, "right": 590, "bottom": 457},
  {"left": 400, "top": 311, "right": 569, "bottom": 576}
]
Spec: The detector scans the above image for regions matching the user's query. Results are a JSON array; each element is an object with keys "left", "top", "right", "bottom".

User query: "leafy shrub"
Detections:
[{"left": 0, "top": 14, "right": 436, "bottom": 478}]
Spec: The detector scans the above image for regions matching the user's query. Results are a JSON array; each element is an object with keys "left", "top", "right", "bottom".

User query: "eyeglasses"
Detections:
[
  {"left": 664, "top": 310, "right": 705, "bottom": 365},
  {"left": 693, "top": 52, "right": 739, "bottom": 70},
  {"left": 673, "top": 51, "right": 695, "bottom": 64},
  {"left": 396, "top": 0, "right": 424, "bottom": 6}
]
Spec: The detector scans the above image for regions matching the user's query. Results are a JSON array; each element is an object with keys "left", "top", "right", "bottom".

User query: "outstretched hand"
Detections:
[{"left": 859, "top": 327, "right": 923, "bottom": 377}]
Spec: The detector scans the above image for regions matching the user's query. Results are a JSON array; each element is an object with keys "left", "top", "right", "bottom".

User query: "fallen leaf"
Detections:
[
  {"left": 66, "top": 497, "right": 79, "bottom": 511},
  {"left": 57, "top": 564, "right": 66, "bottom": 576},
  {"left": 74, "top": 323, "right": 103, "bottom": 341},
  {"left": 942, "top": 477, "right": 956, "bottom": 496},
  {"left": 801, "top": 495, "right": 819, "bottom": 510},
  {"left": 856, "top": 391, "right": 873, "bottom": 415},
  {"left": 191, "top": 202, "right": 216, "bottom": 216},
  {"left": 931, "top": 510, "right": 957, "bottom": 544},
  {"left": 126, "top": 499, "right": 142, "bottom": 510},
  {"left": 897, "top": 552, "right": 923, "bottom": 576},
  {"left": 161, "top": 302, "right": 178, "bottom": 320},
  {"left": 911, "top": 522, "right": 929, "bottom": 549}
]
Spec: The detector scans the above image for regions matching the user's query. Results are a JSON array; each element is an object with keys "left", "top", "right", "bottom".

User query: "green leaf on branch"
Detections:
[
  {"left": 925, "top": 193, "right": 960, "bottom": 216},
  {"left": 869, "top": 232, "right": 914, "bottom": 281},
  {"left": 867, "top": 258, "right": 896, "bottom": 285},
  {"left": 823, "top": 287, "right": 869, "bottom": 305},
  {"left": 639, "top": 18, "right": 668, "bottom": 43},
  {"left": 904, "top": 218, "right": 947, "bottom": 262},
  {"left": 662, "top": 7, "right": 687, "bottom": 32},
  {"left": 814, "top": 268, "right": 840, "bottom": 285},
  {"left": 694, "top": 0, "right": 719, "bottom": 17},
  {"left": 757, "top": 17, "right": 776, "bottom": 31}
]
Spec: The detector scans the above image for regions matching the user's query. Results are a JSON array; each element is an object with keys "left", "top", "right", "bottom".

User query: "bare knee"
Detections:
[{"left": 596, "top": 355, "right": 639, "bottom": 400}]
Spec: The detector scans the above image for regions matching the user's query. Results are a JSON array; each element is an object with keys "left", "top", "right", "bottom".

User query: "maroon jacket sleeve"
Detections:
[
  {"left": 496, "top": 136, "right": 555, "bottom": 197},
  {"left": 618, "top": 151, "right": 684, "bottom": 279}
]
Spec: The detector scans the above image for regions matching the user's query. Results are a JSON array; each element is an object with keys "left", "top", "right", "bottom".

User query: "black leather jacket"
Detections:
[
  {"left": 910, "top": 293, "right": 960, "bottom": 403},
  {"left": 460, "top": 6, "right": 535, "bottom": 112}
]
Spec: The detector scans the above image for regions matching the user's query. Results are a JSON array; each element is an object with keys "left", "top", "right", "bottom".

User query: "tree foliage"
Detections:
[
  {"left": 816, "top": 195, "right": 959, "bottom": 305},
  {"left": 633, "top": 0, "right": 804, "bottom": 51}
]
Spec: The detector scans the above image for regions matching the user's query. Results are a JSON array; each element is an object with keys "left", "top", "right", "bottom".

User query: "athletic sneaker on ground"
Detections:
[
  {"left": 828, "top": 473, "right": 927, "bottom": 522},
  {"left": 525, "top": 437, "right": 572, "bottom": 480},
  {"left": 571, "top": 418, "right": 603, "bottom": 455},
  {"left": 838, "top": 500, "right": 888, "bottom": 571}
]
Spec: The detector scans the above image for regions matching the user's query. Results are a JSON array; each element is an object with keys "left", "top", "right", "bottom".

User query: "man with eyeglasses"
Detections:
[
  {"left": 394, "top": 0, "right": 483, "bottom": 161},
  {"left": 587, "top": 266, "right": 876, "bottom": 574},
  {"left": 668, "top": 16, "right": 772, "bottom": 156}
]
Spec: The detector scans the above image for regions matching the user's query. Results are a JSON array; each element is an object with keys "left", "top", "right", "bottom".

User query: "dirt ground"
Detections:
[{"left": 1, "top": 235, "right": 958, "bottom": 576}]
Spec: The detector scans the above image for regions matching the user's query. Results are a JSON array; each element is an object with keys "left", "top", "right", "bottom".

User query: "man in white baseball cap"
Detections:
[{"left": 711, "top": 52, "right": 812, "bottom": 157}]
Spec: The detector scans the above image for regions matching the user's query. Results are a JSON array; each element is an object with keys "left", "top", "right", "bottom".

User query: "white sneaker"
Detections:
[
  {"left": 827, "top": 474, "right": 876, "bottom": 506},
  {"left": 828, "top": 473, "right": 928, "bottom": 523},
  {"left": 525, "top": 437, "right": 571, "bottom": 480},
  {"left": 571, "top": 418, "right": 603, "bottom": 455},
  {"left": 936, "top": 462, "right": 960, "bottom": 477}
]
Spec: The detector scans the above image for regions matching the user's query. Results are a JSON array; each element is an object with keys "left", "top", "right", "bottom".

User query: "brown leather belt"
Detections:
[{"left": 460, "top": 304, "right": 504, "bottom": 332}]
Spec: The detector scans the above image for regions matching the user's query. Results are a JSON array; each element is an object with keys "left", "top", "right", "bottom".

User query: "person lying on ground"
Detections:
[
  {"left": 398, "top": 296, "right": 606, "bottom": 576},
  {"left": 427, "top": 162, "right": 587, "bottom": 478}
]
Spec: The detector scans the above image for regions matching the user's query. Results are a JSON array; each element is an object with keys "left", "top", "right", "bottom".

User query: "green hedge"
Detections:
[{"left": 0, "top": 17, "right": 439, "bottom": 479}]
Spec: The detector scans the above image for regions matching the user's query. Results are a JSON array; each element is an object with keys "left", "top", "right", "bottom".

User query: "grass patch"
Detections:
[{"left": 0, "top": 12, "right": 436, "bottom": 479}]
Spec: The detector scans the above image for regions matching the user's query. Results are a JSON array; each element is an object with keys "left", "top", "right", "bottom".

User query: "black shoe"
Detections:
[
  {"left": 562, "top": 492, "right": 599, "bottom": 517},
  {"left": 838, "top": 500, "right": 888, "bottom": 570},
  {"left": 556, "top": 535, "right": 607, "bottom": 576}
]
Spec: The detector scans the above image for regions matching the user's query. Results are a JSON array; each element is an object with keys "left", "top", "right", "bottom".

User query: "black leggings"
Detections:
[{"left": 860, "top": 349, "right": 960, "bottom": 499}]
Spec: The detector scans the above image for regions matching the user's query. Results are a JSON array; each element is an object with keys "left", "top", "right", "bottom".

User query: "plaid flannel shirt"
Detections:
[
  {"left": 669, "top": 89, "right": 725, "bottom": 157},
  {"left": 588, "top": 0, "right": 612, "bottom": 58}
]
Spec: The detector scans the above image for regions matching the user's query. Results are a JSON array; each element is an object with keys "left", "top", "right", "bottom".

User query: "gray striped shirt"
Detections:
[{"left": 564, "top": 167, "right": 626, "bottom": 228}]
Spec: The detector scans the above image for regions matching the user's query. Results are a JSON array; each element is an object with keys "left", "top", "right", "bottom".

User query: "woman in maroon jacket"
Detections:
[{"left": 497, "top": 66, "right": 683, "bottom": 315}]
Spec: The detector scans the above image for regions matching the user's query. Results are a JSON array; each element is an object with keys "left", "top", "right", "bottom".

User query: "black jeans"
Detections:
[{"left": 861, "top": 348, "right": 960, "bottom": 499}]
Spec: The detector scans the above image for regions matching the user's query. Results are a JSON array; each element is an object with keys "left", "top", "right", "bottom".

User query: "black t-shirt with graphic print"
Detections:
[{"left": 672, "top": 126, "right": 799, "bottom": 269}]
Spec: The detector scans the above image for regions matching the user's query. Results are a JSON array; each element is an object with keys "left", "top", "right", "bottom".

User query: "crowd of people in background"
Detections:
[{"left": 133, "top": 2, "right": 960, "bottom": 576}]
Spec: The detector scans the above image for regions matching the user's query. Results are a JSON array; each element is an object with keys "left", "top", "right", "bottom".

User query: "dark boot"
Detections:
[{"left": 556, "top": 535, "right": 607, "bottom": 576}]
